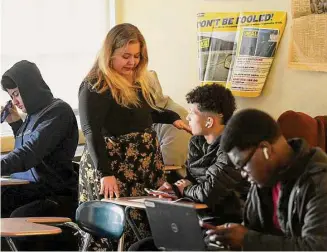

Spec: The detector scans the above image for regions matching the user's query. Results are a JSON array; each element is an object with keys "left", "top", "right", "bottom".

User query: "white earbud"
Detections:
[
  {"left": 263, "top": 147, "right": 269, "bottom": 160},
  {"left": 205, "top": 121, "right": 210, "bottom": 128}
]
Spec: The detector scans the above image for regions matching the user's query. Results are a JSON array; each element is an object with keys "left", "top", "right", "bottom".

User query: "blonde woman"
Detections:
[{"left": 78, "top": 23, "right": 190, "bottom": 249}]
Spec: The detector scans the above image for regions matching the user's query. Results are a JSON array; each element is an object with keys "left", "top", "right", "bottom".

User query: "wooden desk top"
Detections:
[
  {"left": 102, "top": 196, "right": 207, "bottom": 210},
  {"left": 25, "top": 217, "right": 71, "bottom": 223},
  {"left": 0, "top": 177, "right": 29, "bottom": 186},
  {"left": 0, "top": 217, "right": 71, "bottom": 237},
  {"left": 163, "top": 165, "right": 183, "bottom": 171}
]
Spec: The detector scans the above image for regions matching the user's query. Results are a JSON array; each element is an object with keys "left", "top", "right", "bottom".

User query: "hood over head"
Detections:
[{"left": 1, "top": 60, "right": 53, "bottom": 114}]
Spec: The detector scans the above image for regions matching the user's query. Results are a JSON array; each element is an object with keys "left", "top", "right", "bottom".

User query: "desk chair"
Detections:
[
  {"left": 10, "top": 161, "right": 80, "bottom": 221},
  {"left": 278, "top": 111, "right": 326, "bottom": 152},
  {"left": 1, "top": 217, "right": 71, "bottom": 251},
  {"left": 315, "top": 116, "right": 327, "bottom": 152},
  {"left": 75, "top": 200, "right": 126, "bottom": 251},
  {"left": 163, "top": 165, "right": 184, "bottom": 184}
]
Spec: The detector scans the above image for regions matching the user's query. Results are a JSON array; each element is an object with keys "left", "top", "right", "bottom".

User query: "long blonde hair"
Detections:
[{"left": 86, "top": 23, "right": 158, "bottom": 109}]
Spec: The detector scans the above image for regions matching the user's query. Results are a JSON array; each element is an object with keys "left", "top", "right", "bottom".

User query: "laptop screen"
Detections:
[{"left": 144, "top": 200, "right": 206, "bottom": 251}]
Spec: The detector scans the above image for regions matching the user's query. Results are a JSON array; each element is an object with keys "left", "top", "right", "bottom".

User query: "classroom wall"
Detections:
[{"left": 116, "top": 0, "right": 327, "bottom": 118}]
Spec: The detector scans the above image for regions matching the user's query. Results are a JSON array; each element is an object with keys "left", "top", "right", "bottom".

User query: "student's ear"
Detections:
[
  {"left": 263, "top": 147, "right": 269, "bottom": 160},
  {"left": 259, "top": 142, "right": 271, "bottom": 160},
  {"left": 205, "top": 117, "right": 213, "bottom": 128}
]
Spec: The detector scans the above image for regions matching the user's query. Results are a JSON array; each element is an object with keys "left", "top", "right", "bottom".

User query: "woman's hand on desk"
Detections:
[
  {"left": 100, "top": 176, "right": 120, "bottom": 199},
  {"left": 173, "top": 120, "right": 192, "bottom": 134}
]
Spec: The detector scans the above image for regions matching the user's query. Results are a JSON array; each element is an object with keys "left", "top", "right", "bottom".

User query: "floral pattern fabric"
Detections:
[{"left": 79, "top": 128, "right": 165, "bottom": 250}]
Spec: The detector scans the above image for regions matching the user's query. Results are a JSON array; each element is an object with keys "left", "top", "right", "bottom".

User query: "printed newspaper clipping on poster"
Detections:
[
  {"left": 197, "top": 11, "right": 287, "bottom": 97},
  {"left": 289, "top": 0, "right": 327, "bottom": 72}
]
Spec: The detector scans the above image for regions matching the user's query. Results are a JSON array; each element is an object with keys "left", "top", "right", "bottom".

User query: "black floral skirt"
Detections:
[{"left": 79, "top": 128, "right": 165, "bottom": 250}]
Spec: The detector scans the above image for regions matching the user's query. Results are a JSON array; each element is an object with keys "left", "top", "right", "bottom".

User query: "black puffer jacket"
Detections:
[
  {"left": 183, "top": 135, "right": 250, "bottom": 221},
  {"left": 243, "top": 139, "right": 327, "bottom": 251}
]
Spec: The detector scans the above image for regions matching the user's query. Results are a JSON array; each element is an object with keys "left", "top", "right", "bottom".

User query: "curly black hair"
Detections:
[
  {"left": 221, "top": 109, "right": 281, "bottom": 152},
  {"left": 186, "top": 84, "right": 236, "bottom": 124}
]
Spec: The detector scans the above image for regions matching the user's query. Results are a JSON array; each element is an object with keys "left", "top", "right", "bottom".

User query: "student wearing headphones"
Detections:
[
  {"left": 129, "top": 84, "right": 249, "bottom": 251},
  {"left": 206, "top": 109, "right": 327, "bottom": 251}
]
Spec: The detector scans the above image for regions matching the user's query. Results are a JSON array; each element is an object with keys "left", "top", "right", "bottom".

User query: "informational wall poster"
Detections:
[
  {"left": 289, "top": 0, "right": 327, "bottom": 72},
  {"left": 197, "top": 11, "right": 287, "bottom": 97}
]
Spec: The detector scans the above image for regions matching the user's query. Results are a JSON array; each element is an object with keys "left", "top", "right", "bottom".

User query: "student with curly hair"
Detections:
[
  {"left": 129, "top": 84, "right": 249, "bottom": 251},
  {"left": 168, "top": 84, "right": 249, "bottom": 211}
]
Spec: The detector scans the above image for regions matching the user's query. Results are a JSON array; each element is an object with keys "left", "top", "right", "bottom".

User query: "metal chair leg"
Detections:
[
  {"left": 125, "top": 206, "right": 142, "bottom": 241},
  {"left": 5, "top": 237, "right": 18, "bottom": 251},
  {"left": 117, "top": 233, "right": 125, "bottom": 252},
  {"left": 81, "top": 232, "right": 92, "bottom": 252},
  {"left": 56, "top": 221, "right": 91, "bottom": 251}
]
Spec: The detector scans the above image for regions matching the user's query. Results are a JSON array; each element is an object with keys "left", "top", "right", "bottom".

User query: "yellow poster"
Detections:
[{"left": 197, "top": 11, "right": 287, "bottom": 97}]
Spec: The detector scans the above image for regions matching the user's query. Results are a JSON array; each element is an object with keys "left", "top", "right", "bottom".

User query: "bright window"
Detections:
[{"left": 1, "top": 0, "right": 115, "bottom": 137}]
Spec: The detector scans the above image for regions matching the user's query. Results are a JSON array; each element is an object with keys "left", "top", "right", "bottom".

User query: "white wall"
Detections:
[{"left": 117, "top": 0, "right": 327, "bottom": 118}]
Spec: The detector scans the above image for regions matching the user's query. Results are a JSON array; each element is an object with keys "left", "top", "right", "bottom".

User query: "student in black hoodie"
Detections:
[
  {"left": 1, "top": 60, "right": 78, "bottom": 219},
  {"left": 206, "top": 109, "right": 327, "bottom": 251}
]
